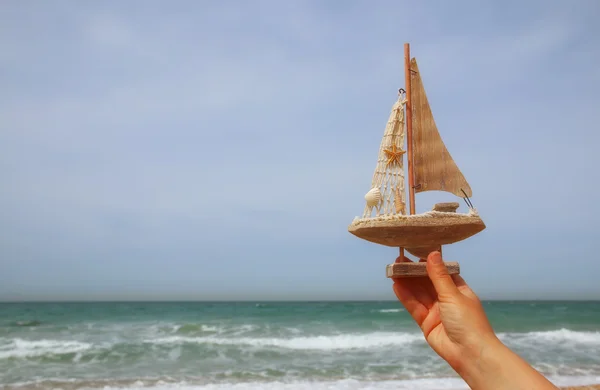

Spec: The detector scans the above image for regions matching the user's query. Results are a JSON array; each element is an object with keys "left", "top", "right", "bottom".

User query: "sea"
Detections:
[{"left": 0, "top": 301, "right": 599, "bottom": 390}]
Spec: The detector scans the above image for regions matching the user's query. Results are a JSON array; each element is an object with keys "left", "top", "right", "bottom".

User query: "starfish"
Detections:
[{"left": 383, "top": 143, "right": 405, "bottom": 167}]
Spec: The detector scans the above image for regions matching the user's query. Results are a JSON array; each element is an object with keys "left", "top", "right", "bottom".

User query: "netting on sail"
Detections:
[{"left": 362, "top": 96, "right": 407, "bottom": 218}]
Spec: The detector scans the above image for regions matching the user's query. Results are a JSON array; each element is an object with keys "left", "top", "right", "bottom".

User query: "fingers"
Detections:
[
  {"left": 452, "top": 274, "right": 479, "bottom": 301},
  {"left": 392, "top": 281, "right": 428, "bottom": 326},
  {"left": 426, "top": 251, "right": 460, "bottom": 300},
  {"left": 393, "top": 254, "right": 436, "bottom": 309},
  {"left": 392, "top": 255, "right": 429, "bottom": 325},
  {"left": 451, "top": 274, "right": 468, "bottom": 289}
]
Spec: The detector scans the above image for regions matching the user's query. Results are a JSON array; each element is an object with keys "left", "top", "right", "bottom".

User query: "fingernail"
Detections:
[{"left": 430, "top": 252, "right": 442, "bottom": 264}]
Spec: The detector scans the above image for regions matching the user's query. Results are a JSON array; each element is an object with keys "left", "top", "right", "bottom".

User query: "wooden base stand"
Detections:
[{"left": 386, "top": 261, "right": 460, "bottom": 278}]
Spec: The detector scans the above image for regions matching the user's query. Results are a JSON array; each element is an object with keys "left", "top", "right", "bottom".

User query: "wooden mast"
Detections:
[
  {"left": 398, "top": 43, "right": 415, "bottom": 261},
  {"left": 404, "top": 43, "right": 416, "bottom": 215}
]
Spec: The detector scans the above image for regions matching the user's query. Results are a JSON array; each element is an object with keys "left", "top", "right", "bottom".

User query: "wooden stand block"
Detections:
[{"left": 386, "top": 262, "right": 460, "bottom": 278}]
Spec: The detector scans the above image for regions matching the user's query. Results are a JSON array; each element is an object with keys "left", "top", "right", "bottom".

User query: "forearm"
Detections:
[{"left": 456, "top": 336, "right": 559, "bottom": 390}]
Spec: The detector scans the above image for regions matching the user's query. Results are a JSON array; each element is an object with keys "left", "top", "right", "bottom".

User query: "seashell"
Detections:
[{"left": 364, "top": 187, "right": 382, "bottom": 207}]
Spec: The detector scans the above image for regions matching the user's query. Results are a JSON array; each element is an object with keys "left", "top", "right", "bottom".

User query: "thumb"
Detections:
[{"left": 426, "top": 251, "right": 459, "bottom": 299}]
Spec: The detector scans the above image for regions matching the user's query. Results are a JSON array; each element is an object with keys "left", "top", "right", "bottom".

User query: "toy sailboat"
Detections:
[{"left": 348, "top": 43, "right": 485, "bottom": 278}]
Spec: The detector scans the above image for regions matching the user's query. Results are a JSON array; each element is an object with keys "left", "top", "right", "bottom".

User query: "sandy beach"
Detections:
[{"left": 562, "top": 386, "right": 600, "bottom": 390}]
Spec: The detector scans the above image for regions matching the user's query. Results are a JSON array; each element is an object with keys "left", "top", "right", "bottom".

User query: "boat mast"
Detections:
[{"left": 404, "top": 43, "right": 416, "bottom": 215}]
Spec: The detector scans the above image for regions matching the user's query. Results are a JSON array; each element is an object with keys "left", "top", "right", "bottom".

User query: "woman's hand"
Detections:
[
  {"left": 392, "top": 251, "right": 496, "bottom": 372},
  {"left": 392, "top": 251, "right": 558, "bottom": 390}
]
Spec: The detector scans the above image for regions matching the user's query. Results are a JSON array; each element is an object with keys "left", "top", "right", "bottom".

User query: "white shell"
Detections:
[{"left": 364, "top": 187, "right": 382, "bottom": 207}]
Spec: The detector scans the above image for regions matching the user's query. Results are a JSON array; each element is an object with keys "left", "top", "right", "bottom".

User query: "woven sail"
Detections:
[
  {"left": 362, "top": 96, "right": 407, "bottom": 218},
  {"left": 410, "top": 58, "right": 472, "bottom": 198}
]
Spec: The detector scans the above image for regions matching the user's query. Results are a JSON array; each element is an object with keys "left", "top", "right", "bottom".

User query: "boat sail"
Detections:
[
  {"left": 410, "top": 58, "right": 472, "bottom": 198},
  {"left": 348, "top": 43, "right": 485, "bottom": 263}
]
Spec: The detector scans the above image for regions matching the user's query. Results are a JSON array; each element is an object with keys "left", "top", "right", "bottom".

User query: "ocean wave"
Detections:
[
  {"left": 174, "top": 324, "right": 220, "bottom": 334},
  {"left": 0, "top": 338, "right": 92, "bottom": 359},
  {"left": 499, "top": 328, "right": 600, "bottom": 345},
  {"left": 1, "top": 328, "right": 597, "bottom": 363},
  {"left": 146, "top": 332, "right": 424, "bottom": 351},
  {"left": 378, "top": 309, "right": 405, "bottom": 313},
  {"left": 0, "top": 332, "right": 423, "bottom": 363},
  {"left": 6, "top": 375, "right": 600, "bottom": 390},
  {"left": 163, "top": 323, "right": 260, "bottom": 337},
  {"left": 10, "top": 320, "right": 42, "bottom": 328}
]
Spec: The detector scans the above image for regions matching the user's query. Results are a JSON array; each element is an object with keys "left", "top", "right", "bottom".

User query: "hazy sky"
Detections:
[{"left": 1, "top": 0, "right": 599, "bottom": 301}]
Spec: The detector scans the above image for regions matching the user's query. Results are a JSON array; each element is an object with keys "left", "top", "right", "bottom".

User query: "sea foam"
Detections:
[
  {"left": 0, "top": 338, "right": 92, "bottom": 359},
  {"left": 499, "top": 328, "right": 600, "bottom": 345},
  {"left": 18, "top": 376, "right": 600, "bottom": 390},
  {"left": 146, "top": 331, "right": 424, "bottom": 351}
]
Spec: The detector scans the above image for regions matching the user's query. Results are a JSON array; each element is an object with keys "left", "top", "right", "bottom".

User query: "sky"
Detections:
[{"left": 1, "top": 0, "right": 599, "bottom": 301}]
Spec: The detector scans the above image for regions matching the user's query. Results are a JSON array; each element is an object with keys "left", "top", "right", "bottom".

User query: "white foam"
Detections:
[
  {"left": 173, "top": 324, "right": 220, "bottom": 333},
  {"left": 378, "top": 309, "right": 404, "bottom": 313},
  {"left": 0, "top": 338, "right": 92, "bottom": 359},
  {"left": 145, "top": 332, "right": 423, "bottom": 351},
  {"left": 145, "top": 328, "right": 600, "bottom": 351},
  {"left": 76, "top": 376, "right": 600, "bottom": 390},
  {"left": 499, "top": 328, "right": 600, "bottom": 345},
  {"left": 75, "top": 378, "right": 470, "bottom": 390}
]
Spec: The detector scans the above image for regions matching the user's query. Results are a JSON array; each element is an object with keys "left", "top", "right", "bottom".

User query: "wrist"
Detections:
[
  {"left": 453, "top": 333, "right": 507, "bottom": 386},
  {"left": 454, "top": 334, "right": 559, "bottom": 390}
]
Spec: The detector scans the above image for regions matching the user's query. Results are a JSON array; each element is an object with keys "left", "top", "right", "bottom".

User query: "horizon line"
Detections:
[{"left": 1, "top": 299, "right": 599, "bottom": 304}]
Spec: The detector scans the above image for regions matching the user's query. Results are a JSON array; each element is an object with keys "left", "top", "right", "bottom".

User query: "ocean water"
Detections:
[{"left": 0, "top": 301, "right": 599, "bottom": 389}]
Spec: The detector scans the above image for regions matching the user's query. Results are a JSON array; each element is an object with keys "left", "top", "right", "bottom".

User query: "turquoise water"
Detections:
[{"left": 0, "top": 301, "right": 599, "bottom": 389}]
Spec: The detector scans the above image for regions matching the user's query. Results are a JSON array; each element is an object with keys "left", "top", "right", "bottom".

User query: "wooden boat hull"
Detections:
[{"left": 348, "top": 211, "right": 485, "bottom": 249}]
